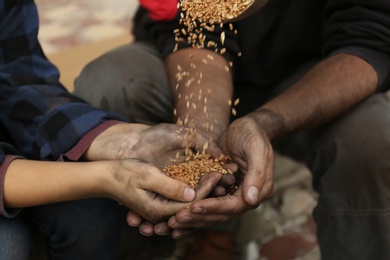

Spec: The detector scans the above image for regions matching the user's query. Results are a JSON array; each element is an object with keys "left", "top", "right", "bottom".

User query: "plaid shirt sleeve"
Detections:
[
  {"left": 0, "top": 0, "right": 127, "bottom": 217},
  {"left": 0, "top": 0, "right": 126, "bottom": 162}
]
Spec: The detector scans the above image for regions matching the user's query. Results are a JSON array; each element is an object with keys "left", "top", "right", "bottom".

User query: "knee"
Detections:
[
  {"left": 73, "top": 43, "right": 167, "bottom": 106},
  {"left": 324, "top": 94, "right": 390, "bottom": 166},
  {"left": 74, "top": 43, "right": 173, "bottom": 123},
  {"left": 309, "top": 94, "right": 390, "bottom": 207}
]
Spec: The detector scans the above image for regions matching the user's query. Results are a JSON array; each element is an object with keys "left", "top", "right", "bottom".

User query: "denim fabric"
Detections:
[
  {"left": 0, "top": 198, "right": 126, "bottom": 259},
  {"left": 0, "top": 215, "right": 31, "bottom": 260}
]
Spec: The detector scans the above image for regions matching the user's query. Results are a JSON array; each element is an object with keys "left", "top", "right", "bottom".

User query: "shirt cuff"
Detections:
[
  {"left": 0, "top": 155, "right": 24, "bottom": 218},
  {"left": 329, "top": 46, "right": 390, "bottom": 91},
  {"left": 61, "top": 120, "right": 123, "bottom": 161}
]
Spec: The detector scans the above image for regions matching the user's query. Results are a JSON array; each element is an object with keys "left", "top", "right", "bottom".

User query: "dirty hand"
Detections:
[
  {"left": 126, "top": 171, "right": 229, "bottom": 237},
  {"left": 167, "top": 117, "right": 274, "bottom": 234},
  {"left": 84, "top": 123, "right": 225, "bottom": 169}
]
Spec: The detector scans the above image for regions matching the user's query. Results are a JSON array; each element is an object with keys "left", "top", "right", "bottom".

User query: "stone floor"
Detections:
[
  {"left": 36, "top": 0, "right": 138, "bottom": 54},
  {"left": 35, "top": 1, "right": 320, "bottom": 259},
  {"left": 235, "top": 155, "right": 320, "bottom": 260}
]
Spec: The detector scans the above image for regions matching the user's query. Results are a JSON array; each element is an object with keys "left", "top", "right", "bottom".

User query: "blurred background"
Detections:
[{"left": 36, "top": 0, "right": 138, "bottom": 91}]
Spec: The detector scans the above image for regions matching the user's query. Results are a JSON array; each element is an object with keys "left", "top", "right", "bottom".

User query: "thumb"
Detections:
[
  {"left": 145, "top": 167, "right": 196, "bottom": 202},
  {"left": 242, "top": 151, "right": 273, "bottom": 206},
  {"left": 242, "top": 161, "right": 263, "bottom": 206}
]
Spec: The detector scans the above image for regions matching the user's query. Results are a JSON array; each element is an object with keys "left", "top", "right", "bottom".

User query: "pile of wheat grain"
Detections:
[
  {"left": 173, "top": 0, "right": 244, "bottom": 59},
  {"left": 163, "top": 152, "right": 232, "bottom": 188},
  {"left": 180, "top": 0, "right": 253, "bottom": 24}
]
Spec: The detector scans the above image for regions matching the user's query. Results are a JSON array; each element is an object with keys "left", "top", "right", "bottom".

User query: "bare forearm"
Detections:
[
  {"left": 166, "top": 48, "right": 233, "bottom": 140},
  {"left": 3, "top": 160, "right": 109, "bottom": 208},
  {"left": 250, "top": 54, "right": 378, "bottom": 141}
]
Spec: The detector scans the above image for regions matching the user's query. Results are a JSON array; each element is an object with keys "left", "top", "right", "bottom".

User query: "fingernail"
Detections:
[
  {"left": 127, "top": 219, "right": 137, "bottom": 227},
  {"left": 168, "top": 218, "right": 176, "bottom": 228},
  {"left": 184, "top": 187, "right": 195, "bottom": 201},
  {"left": 140, "top": 226, "right": 153, "bottom": 236},
  {"left": 192, "top": 206, "right": 205, "bottom": 214},
  {"left": 180, "top": 216, "right": 191, "bottom": 223},
  {"left": 248, "top": 186, "right": 259, "bottom": 204}
]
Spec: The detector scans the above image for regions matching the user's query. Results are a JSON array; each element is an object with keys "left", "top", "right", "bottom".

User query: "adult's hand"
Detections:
[
  {"left": 167, "top": 116, "right": 274, "bottom": 232},
  {"left": 125, "top": 171, "right": 229, "bottom": 237},
  {"left": 219, "top": 116, "right": 275, "bottom": 206},
  {"left": 84, "top": 123, "right": 224, "bottom": 168}
]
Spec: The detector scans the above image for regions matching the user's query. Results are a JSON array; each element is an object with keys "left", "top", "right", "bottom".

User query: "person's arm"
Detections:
[
  {"left": 257, "top": 53, "right": 377, "bottom": 140},
  {"left": 253, "top": 0, "right": 390, "bottom": 140},
  {"left": 167, "top": 53, "right": 378, "bottom": 236},
  {"left": 3, "top": 159, "right": 107, "bottom": 208},
  {"left": 165, "top": 48, "right": 233, "bottom": 141},
  {"left": 3, "top": 157, "right": 199, "bottom": 223},
  {"left": 134, "top": 1, "right": 240, "bottom": 142}
]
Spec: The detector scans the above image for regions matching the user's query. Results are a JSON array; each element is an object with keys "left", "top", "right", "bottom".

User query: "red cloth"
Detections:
[{"left": 139, "top": 0, "right": 179, "bottom": 21}]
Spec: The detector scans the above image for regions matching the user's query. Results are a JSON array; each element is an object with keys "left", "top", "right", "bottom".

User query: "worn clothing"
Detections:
[
  {"left": 0, "top": 0, "right": 125, "bottom": 217},
  {"left": 74, "top": 43, "right": 174, "bottom": 125},
  {"left": 74, "top": 0, "right": 390, "bottom": 259},
  {"left": 134, "top": 0, "right": 390, "bottom": 91}
]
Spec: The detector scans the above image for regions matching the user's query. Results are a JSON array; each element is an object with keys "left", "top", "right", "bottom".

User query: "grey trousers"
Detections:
[{"left": 74, "top": 42, "right": 390, "bottom": 260}]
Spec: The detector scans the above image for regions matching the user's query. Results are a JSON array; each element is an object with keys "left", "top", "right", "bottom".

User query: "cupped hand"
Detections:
[
  {"left": 125, "top": 171, "right": 226, "bottom": 237},
  {"left": 218, "top": 116, "right": 274, "bottom": 206},
  {"left": 167, "top": 185, "right": 248, "bottom": 233},
  {"left": 167, "top": 116, "right": 275, "bottom": 231},
  {"left": 85, "top": 123, "right": 225, "bottom": 168},
  {"left": 107, "top": 158, "right": 196, "bottom": 224}
]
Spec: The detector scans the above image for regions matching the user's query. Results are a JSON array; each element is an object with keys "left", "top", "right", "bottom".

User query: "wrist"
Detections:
[
  {"left": 245, "top": 109, "right": 286, "bottom": 142},
  {"left": 96, "top": 160, "right": 122, "bottom": 200},
  {"left": 68, "top": 160, "right": 115, "bottom": 199}
]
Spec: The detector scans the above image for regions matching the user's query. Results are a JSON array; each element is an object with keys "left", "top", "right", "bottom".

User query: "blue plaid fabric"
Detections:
[{"left": 0, "top": 0, "right": 125, "bottom": 163}]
